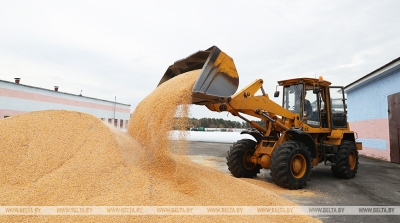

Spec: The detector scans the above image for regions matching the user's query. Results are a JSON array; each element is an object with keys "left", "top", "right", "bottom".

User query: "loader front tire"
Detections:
[
  {"left": 331, "top": 140, "right": 359, "bottom": 179},
  {"left": 270, "top": 140, "right": 311, "bottom": 190},
  {"left": 226, "top": 139, "right": 261, "bottom": 178}
]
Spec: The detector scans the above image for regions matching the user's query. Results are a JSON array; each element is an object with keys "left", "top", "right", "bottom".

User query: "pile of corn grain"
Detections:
[{"left": 0, "top": 70, "right": 319, "bottom": 222}]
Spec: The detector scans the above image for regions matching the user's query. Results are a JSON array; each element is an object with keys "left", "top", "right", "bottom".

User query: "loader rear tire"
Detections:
[
  {"left": 331, "top": 140, "right": 359, "bottom": 179},
  {"left": 270, "top": 140, "right": 311, "bottom": 190},
  {"left": 226, "top": 139, "right": 261, "bottom": 178}
]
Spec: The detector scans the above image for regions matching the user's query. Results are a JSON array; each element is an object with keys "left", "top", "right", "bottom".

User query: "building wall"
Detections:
[
  {"left": 347, "top": 68, "right": 400, "bottom": 160},
  {"left": 0, "top": 80, "right": 131, "bottom": 129}
]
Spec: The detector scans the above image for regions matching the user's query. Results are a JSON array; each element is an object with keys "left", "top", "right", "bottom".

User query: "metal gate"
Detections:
[{"left": 388, "top": 92, "right": 400, "bottom": 163}]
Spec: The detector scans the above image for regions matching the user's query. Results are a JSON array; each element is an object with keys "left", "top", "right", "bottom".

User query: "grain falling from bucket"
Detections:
[{"left": 127, "top": 70, "right": 198, "bottom": 168}]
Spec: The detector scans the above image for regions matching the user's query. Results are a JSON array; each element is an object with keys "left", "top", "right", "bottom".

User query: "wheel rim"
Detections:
[
  {"left": 243, "top": 150, "right": 256, "bottom": 170},
  {"left": 291, "top": 154, "right": 307, "bottom": 179},
  {"left": 348, "top": 151, "right": 356, "bottom": 170}
]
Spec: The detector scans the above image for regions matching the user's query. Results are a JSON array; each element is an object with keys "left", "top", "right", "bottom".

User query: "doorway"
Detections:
[{"left": 388, "top": 92, "right": 400, "bottom": 164}]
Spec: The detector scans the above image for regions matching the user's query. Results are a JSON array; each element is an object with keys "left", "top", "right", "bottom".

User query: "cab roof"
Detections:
[{"left": 277, "top": 77, "right": 332, "bottom": 87}]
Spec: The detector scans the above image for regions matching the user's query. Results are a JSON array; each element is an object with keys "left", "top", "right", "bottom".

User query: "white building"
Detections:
[{"left": 0, "top": 78, "right": 131, "bottom": 129}]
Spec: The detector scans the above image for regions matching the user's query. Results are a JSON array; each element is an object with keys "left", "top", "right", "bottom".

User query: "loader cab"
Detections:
[
  {"left": 280, "top": 78, "right": 347, "bottom": 129},
  {"left": 283, "top": 83, "right": 323, "bottom": 126},
  {"left": 280, "top": 78, "right": 334, "bottom": 128}
]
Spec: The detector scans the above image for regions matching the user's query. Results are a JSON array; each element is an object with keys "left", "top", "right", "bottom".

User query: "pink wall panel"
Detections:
[
  {"left": 349, "top": 118, "right": 389, "bottom": 140},
  {"left": 350, "top": 118, "right": 390, "bottom": 161},
  {"left": 358, "top": 147, "right": 390, "bottom": 161},
  {"left": 0, "top": 109, "right": 26, "bottom": 118}
]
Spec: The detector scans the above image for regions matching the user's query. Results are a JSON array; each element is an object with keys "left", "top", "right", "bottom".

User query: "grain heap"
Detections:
[{"left": 0, "top": 70, "right": 320, "bottom": 222}]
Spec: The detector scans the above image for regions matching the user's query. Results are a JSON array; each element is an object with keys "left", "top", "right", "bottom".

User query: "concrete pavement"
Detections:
[{"left": 186, "top": 141, "right": 400, "bottom": 223}]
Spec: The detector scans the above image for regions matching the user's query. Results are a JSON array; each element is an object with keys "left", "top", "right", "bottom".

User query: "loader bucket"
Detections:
[{"left": 157, "top": 46, "right": 239, "bottom": 105}]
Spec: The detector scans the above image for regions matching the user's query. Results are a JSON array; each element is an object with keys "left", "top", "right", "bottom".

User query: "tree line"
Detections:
[{"left": 188, "top": 117, "right": 265, "bottom": 129}]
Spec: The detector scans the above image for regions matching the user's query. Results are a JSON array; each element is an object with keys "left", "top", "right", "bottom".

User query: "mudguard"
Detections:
[
  {"left": 286, "top": 128, "right": 317, "bottom": 158},
  {"left": 240, "top": 129, "right": 263, "bottom": 143}
]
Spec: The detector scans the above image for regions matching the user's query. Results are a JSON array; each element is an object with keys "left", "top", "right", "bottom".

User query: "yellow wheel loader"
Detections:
[{"left": 159, "top": 46, "right": 362, "bottom": 189}]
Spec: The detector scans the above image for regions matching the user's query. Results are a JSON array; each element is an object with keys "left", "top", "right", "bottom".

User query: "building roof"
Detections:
[
  {"left": 344, "top": 57, "right": 400, "bottom": 92},
  {"left": 0, "top": 79, "right": 131, "bottom": 106}
]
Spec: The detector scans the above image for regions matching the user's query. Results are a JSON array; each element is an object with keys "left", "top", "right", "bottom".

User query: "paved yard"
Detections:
[{"left": 186, "top": 141, "right": 400, "bottom": 223}]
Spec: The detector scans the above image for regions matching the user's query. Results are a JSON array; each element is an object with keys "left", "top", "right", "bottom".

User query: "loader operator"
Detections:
[
  {"left": 294, "top": 92, "right": 313, "bottom": 120},
  {"left": 298, "top": 92, "right": 313, "bottom": 119},
  {"left": 304, "top": 96, "right": 313, "bottom": 119}
]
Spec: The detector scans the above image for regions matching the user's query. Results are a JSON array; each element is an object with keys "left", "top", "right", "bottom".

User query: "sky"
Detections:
[{"left": 1, "top": 0, "right": 399, "bottom": 122}]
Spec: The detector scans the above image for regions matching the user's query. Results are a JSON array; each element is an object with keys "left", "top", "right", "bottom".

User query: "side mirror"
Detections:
[
  {"left": 313, "top": 87, "right": 321, "bottom": 94},
  {"left": 274, "top": 85, "right": 280, "bottom": 97}
]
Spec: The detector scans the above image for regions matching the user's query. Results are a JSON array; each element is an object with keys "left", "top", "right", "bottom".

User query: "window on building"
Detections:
[
  {"left": 4, "top": 116, "right": 9, "bottom": 118},
  {"left": 120, "top": 119, "right": 123, "bottom": 128},
  {"left": 108, "top": 118, "right": 112, "bottom": 124},
  {"left": 114, "top": 119, "right": 118, "bottom": 127},
  {"left": 125, "top": 120, "right": 128, "bottom": 127},
  {"left": 101, "top": 118, "right": 105, "bottom": 121}
]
